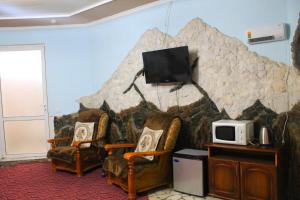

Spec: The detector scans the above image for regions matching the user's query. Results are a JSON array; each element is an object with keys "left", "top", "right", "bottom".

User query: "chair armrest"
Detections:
[
  {"left": 47, "top": 137, "right": 71, "bottom": 143},
  {"left": 123, "top": 150, "right": 171, "bottom": 161},
  {"left": 104, "top": 143, "right": 136, "bottom": 151},
  {"left": 73, "top": 139, "right": 100, "bottom": 148},
  {"left": 48, "top": 137, "right": 72, "bottom": 149},
  {"left": 104, "top": 143, "right": 136, "bottom": 156}
]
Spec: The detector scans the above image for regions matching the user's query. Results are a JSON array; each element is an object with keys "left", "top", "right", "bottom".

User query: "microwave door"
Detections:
[{"left": 215, "top": 126, "right": 235, "bottom": 142}]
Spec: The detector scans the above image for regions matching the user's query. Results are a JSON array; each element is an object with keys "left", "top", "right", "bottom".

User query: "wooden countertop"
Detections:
[{"left": 205, "top": 143, "right": 283, "bottom": 153}]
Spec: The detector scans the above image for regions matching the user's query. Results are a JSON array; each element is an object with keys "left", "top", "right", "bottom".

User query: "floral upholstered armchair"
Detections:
[
  {"left": 47, "top": 109, "right": 109, "bottom": 177},
  {"left": 103, "top": 112, "right": 181, "bottom": 200}
]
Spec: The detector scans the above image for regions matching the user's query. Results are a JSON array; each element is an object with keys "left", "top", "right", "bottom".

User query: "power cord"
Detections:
[
  {"left": 156, "top": 83, "right": 162, "bottom": 110},
  {"left": 162, "top": 1, "right": 173, "bottom": 48},
  {"left": 281, "top": 65, "right": 291, "bottom": 144},
  {"left": 156, "top": 1, "right": 173, "bottom": 111},
  {"left": 282, "top": 112, "right": 289, "bottom": 144},
  {"left": 176, "top": 88, "right": 180, "bottom": 113}
]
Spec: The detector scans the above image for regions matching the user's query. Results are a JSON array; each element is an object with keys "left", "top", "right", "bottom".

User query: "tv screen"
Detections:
[{"left": 142, "top": 46, "right": 191, "bottom": 84}]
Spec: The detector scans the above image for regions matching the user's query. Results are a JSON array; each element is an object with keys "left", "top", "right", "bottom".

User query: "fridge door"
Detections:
[{"left": 173, "top": 157, "right": 204, "bottom": 196}]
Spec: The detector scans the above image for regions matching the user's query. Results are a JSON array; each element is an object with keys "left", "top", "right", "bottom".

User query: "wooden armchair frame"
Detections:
[
  {"left": 47, "top": 111, "right": 109, "bottom": 177},
  {"left": 48, "top": 138, "right": 101, "bottom": 177},
  {"left": 104, "top": 144, "right": 171, "bottom": 200}
]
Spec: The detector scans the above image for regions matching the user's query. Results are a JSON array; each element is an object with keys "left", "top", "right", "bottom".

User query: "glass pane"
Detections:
[
  {"left": 0, "top": 50, "right": 44, "bottom": 117},
  {"left": 216, "top": 126, "right": 235, "bottom": 141},
  {"left": 4, "top": 120, "right": 47, "bottom": 154}
]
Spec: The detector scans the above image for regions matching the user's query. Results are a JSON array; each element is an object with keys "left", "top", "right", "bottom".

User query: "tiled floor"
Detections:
[{"left": 148, "top": 188, "right": 221, "bottom": 200}]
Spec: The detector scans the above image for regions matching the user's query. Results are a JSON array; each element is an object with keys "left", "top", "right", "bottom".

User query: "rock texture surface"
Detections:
[
  {"left": 56, "top": 18, "right": 300, "bottom": 199},
  {"left": 99, "top": 97, "right": 229, "bottom": 150},
  {"left": 55, "top": 97, "right": 300, "bottom": 198},
  {"left": 80, "top": 18, "right": 300, "bottom": 119},
  {"left": 273, "top": 102, "right": 300, "bottom": 199}
]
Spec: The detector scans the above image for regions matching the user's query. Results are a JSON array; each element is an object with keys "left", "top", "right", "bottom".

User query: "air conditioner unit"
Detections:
[{"left": 246, "top": 23, "right": 287, "bottom": 44}]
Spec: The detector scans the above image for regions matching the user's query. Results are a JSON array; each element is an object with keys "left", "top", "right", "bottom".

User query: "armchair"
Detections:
[
  {"left": 103, "top": 112, "right": 181, "bottom": 200},
  {"left": 47, "top": 109, "right": 109, "bottom": 177}
]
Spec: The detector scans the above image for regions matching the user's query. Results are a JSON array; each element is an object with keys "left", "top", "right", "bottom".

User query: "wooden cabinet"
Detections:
[
  {"left": 209, "top": 158, "right": 240, "bottom": 199},
  {"left": 240, "top": 162, "right": 277, "bottom": 200},
  {"left": 207, "top": 144, "right": 282, "bottom": 200}
]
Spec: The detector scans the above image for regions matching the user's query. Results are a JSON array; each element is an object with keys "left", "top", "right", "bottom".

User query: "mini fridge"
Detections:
[{"left": 173, "top": 149, "right": 208, "bottom": 196}]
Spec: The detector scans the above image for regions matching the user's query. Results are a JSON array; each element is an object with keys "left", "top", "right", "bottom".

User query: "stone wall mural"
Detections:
[
  {"left": 80, "top": 18, "right": 300, "bottom": 119},
  {"left": 54, "top": 18, "right": 300, "bottom": 199}
]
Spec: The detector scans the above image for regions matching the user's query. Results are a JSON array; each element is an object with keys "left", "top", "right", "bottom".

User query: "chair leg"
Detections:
[
  {"left": 127, "top": 160, "right": 136, "bottom": 200},
  {"left": 76, "top": 149, "right": 82, "bottom": 177},
  {"left": 51, "top": 162, "right": 56, "bottom": 172},
  {"left": 101, "top": 169, "right": 107, "bottom": 177},
  {"left": 107, "top": 172, "right": 113, "bottom": 185}
]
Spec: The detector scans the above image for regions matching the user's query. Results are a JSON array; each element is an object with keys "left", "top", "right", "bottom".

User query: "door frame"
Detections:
[{"left": 0, "top": 44, "right": 50, "bottom": 161}]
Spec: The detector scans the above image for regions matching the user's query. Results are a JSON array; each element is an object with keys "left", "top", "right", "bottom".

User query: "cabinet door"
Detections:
[
  {"left": 240, "top": 162, "right": 277, "bottom": 200},
  {"left": 209, "top": 158, "right": 240, "bottom": 199}
]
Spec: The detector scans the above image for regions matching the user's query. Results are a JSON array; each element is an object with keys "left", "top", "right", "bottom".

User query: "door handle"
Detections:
[{"left": 43, "top": 105, "right": 47, "bottom": 112}]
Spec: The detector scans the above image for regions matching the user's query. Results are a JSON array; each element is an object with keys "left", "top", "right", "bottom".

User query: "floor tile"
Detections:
[{"left": 148, "top": 188, "right": 221, "bottom": 200}]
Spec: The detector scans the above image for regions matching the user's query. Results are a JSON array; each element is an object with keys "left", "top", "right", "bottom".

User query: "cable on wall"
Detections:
[
  {"left": 156, "top": 83, "right": 162, "bottom": 110},
  {"left": 281, "top": 65, "right": 291, "bottom": 144},
  {"left": 162, "top": 1, "right": 173, "bottom": 48},
  {"left": 176, "top": 89, "right": 180, "bottom": 113},
  {"left": 155, "top": 1, "right": 173, "bottom": 111},
  {"left": 281, "top": 112, "right": 289, "bottom": 144}
]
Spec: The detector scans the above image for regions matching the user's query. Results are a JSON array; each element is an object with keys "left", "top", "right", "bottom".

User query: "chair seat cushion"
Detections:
[
  {"left": 47, "top": 146, "right": 100, "bottom": 164},
  {"left": 103, "top": 154, "right": 156, "bottom": 179}
]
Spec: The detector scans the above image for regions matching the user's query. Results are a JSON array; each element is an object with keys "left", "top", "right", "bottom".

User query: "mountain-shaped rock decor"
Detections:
[
  {"left": 237, "top": 100, "right": 278, "bottom": 140},
  {"left": 54, "top": 18, "right": 300, "bottom": 198},
  {"left": 80, "top": 18, "right": 300, "bottom": 119}
]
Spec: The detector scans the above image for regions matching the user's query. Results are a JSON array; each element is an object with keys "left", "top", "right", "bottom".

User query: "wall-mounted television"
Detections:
[{"left": 142, "top": 46, "right": 191, "bottom": 84}]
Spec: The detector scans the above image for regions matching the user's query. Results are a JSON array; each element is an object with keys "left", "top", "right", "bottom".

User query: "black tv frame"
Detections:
[{"left": 142, "top": 46, "right": 191, "bottom": 84}]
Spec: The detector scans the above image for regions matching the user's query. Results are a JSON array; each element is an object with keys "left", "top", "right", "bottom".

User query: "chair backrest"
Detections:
[
  {"left": 164, "top": 117, "right": 181, "bottom": 151},
  {"left": 144, "top": 112, "right": 181, "bottom": 151},
  {"left": 77, "top": 109, "right": 109, "bottom": 146},
  {"left": 95, "top": 112, "right": 109, "bottom": 140},
  {"left": 78, "top": 109, "right": 104, "bottom": 122}
]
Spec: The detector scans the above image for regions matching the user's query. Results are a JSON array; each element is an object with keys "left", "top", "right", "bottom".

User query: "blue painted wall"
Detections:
[
  {"left": 0, "top": 0, "right": 299, "bottom": 115},
  {"left": 0, "top": 27, "right": 94, "bottom": 115}
]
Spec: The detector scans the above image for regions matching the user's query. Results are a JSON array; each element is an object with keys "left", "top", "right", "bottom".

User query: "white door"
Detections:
[{"left": 0, "top": 45, "right": 49, "bottom": 161}]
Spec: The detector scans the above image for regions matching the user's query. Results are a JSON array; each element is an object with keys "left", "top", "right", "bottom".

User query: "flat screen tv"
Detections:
[{"left": 142, "top": 46, "right": 191, "bottom": 84}]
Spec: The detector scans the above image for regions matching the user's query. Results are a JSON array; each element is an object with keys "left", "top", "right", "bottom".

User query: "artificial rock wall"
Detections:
[
  {"left": 55, "top": 18, "right": 300, "bottom": 198},
  {"left": 80, "top": 18, "right": 300, "bottom": 119}
]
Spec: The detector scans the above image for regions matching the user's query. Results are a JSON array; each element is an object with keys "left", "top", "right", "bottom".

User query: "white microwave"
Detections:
[{"left": 212, "top": 120, "right": 254, "bottom": 145}]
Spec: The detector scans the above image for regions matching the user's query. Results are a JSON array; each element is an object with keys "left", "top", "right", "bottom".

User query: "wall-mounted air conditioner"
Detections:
[{"left": 246, "top": 23, "right": 287, "bottom": 44}]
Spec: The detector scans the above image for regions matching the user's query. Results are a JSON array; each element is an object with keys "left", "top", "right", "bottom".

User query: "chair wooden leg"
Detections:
[
  {"left": 76, "top": 149, "right": 82, "bottom": 177},
  {"left": 107, "top": 150, "right": 114, "bottom": 184},
  {"left": 51, "top": 162, "right": 57, "bottom": 172},
  {"left": 127, "top": 160, "right": 136, "bottom": 200},
  {"left": 107, "top": 172, "right": 113, "bottom": 185}
]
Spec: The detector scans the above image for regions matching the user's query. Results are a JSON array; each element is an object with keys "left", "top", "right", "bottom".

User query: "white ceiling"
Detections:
[
  {"left": 0, "top": 0, "right": 160, "bottom": 27},
  {"left": 0, "top": 0, "right": 113, "bottom": 19}
]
